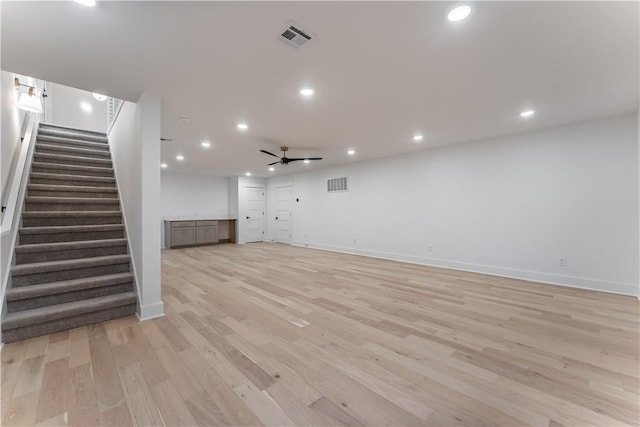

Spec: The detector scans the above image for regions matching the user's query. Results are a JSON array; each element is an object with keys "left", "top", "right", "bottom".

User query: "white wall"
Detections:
[
  {"left": 109, "top": 95, "right": 164, "bottom": 320},
  {"left": 161, "top": 172, "right": 229, "bottom": 219},
  {"left": 49, "top": 82, "right": 107, "bottom": 133},
  {"left": 266, "top": 114, "right": 639, "bottom": 296},
  {"left": 1, "top": 71, "right": 29, "bottom": 202}
]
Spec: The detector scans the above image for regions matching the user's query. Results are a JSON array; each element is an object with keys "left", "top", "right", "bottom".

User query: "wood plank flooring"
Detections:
[{"left": 2, "top": 243, "right": 639, "bottom": 426}]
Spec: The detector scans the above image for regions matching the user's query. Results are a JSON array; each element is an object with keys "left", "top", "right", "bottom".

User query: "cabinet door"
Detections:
[
  {"left": 207, "top": 226, "right": 218, "bottom": 243},
  {"left": 196, "top": 226, "right": 218, "bottom": 244},
  {"left": 171, "top": 228, "right": 184, "bottom": 247},
  {"left": 183, "top": 227, "right": 196, "bottom": 245},
  {"left": 196, "top": 226, "right": 207, "bottom": 244}
]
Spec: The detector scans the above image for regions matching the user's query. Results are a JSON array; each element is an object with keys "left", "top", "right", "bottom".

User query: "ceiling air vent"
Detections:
[
  {"left": 327, "top": 177, "right": 348, "bottom": 193},
  {"left": 279, "top": 21, "right": 316, "bottom": 48}
]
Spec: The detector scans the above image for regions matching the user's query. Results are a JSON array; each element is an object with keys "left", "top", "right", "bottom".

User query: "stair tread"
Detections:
[
  {"left": 37, "top": 143, "right": 110, "bottom": 156},
  {"left": 28, "top": 184, "right": 117, "bottom": 193},
  {"left": 22, "top": 210, "right": 121, "bottom": 217},
  {"left": 30, "top": 172, "right": 116, "bottom": 182},
  {"left": 34, "top": 152, "right": 112, "bottom": 165},
  {"left": 39, "top": 123, "right": 107, "bottom": 137},
  {"left": 16, "top": 238, "right": 127, "bottom": 252},
  {"left": 32, "top": 161, "right": 113, "bottom": 172},
  {"left": 37, "top": 135, "right": 109, "bottom": 150},
  {"left": 25, "top": 196, "right": 120, "bottom": 203},
  {"left": 2, "top": 291, "right": 136, "bottom": 330},
  {"left": 7, "top": 273, "right": 133, "bottom": 301},
  {"left": 20, "top": 224, "right": 124, "bottom": 233},
  {"left": 11, "top": 254, "right": 130, "bottom": 276},
  {"left": 39, "top": 129, "right": 108, "bottom": 142}
]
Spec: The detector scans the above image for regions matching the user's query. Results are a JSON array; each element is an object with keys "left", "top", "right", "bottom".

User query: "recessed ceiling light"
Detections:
[
  {"left": 347, "top": 149, "right": 356, "bottom": 156},
  {"left": 245, "top": 172, "right": 252, "bottom": 176},
  {"left": 237, "top": 122, "right": 249, "bottom": 130},
  {"left": 268, "top": 167, "right": 275, "bottom": 172},
  {"left": 413, "top": 134, "right": 424, "bottom": 142},
  {"left": 520, "top": 109, "right": 535, "bottom": 118},
  {"left": 80, "top": 102, "right": 92, "bottom": 112},
  {"left": 448, "top": 5, "right": 471, "bottom": 22},
  {"left": 160, "top": 162, "right": 168, "bottom": 168},
  {"left": 201, "top": 141, "right": 211, "bottom": 148},
  {"left": 92, "top": 92, "right": 107, "bottom": 101},
  {"left": 300, "top": 87, "right": 315, "bottom": 97},
  {"left": 176, "top": 155, "right": 184, "bottom": 161},
  {"left": 74, "top": 0, "right": 96, "bottom": 6}
]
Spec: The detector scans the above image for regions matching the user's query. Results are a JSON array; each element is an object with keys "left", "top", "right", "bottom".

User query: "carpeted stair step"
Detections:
[
  {"left": 31, "top": 162, "right": 114, "bottom": 178},
  {"left": 11, "top": 254, "right": 131, "bottom": 287},
  {"left": 29, "top": 172, "right": 116, "bottom": 187},
  {"left": 27, "top": 184, "right": 118, "bottom": 199},
  {"left": 36, "top": 143, "right": 111, "bottom": 159},
  {"left": 25, "top": 196, "right": 120, "bottom": 212},
  {"left": 19, "top": 224, "right": 124, "bottom": 244},
  {"left": 39, "top": 124, "right": 108, "bottom": 143},
  {"left": 6, "top": 273, "right": 134, "bottom": 312},
  {"left": 1, "top": 292, "right": 137, "bottom": 343},
  {"left": 22, "top": 211, "right": 122, "bottom": 227},
  {"left": 34, "top": 152, "right": 113, "bottom": 168},
  {"left": 37, "top": 135, "right": 109, "bottom": 151},
  {"left": 15, "top": 238, "right": 128, "bottom": 263}
]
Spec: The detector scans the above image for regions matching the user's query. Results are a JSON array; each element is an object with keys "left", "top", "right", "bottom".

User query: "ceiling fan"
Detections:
[{"left": 260, "top": 146, "right": 322, "bottom": 165}]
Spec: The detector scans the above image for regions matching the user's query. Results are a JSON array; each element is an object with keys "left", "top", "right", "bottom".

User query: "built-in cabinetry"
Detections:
[{"left": 164, "top": 219, "right": 236, "bottom": 248}]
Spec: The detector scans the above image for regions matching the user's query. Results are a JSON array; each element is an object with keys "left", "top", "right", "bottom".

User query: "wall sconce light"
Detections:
[{"left": 15, "top": 77, "right": 43, "bottom": 113}]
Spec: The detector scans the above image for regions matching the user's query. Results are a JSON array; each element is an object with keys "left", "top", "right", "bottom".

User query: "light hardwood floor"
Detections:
[{"left": 2, "top": 243, "right": 638, "bottom": 426}]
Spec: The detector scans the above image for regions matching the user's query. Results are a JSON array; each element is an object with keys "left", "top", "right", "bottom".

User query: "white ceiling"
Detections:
[{"left": 2, "top": 1, "right": 638, "bottom": 177}]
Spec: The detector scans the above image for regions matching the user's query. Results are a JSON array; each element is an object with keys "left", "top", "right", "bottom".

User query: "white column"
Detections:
[{"left": 137, "top": 94, "right": 164, "bottom": 319}]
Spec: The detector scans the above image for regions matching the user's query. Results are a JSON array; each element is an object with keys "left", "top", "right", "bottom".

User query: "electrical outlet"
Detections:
[{"left": 559, "top": 257, "right": 566, "bottom": 267}]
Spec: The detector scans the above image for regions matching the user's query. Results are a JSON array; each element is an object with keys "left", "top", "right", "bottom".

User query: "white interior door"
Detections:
[
  {"left": 275, "top": 185, "right": 292, "bottom": 244},
  {"left": 244, "top": 186, "right": 265, "bottom": 243}
]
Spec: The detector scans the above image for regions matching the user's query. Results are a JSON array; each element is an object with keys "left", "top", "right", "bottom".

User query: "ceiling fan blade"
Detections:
[
  {"left": 268, "top": 160, "right": 281, "bottom": 166},
  {"left": 288, "top": 157, "right": 323, "bottom": 162},
  {"left": 260, "top": 149, "right": 280, "bottom": 158}
]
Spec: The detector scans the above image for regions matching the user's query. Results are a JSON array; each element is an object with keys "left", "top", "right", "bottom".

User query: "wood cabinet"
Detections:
[
  {"left": 196, "top": 221, "right": 218, "bottom": 245},
  {"left": 165, "top": 219, "right": 236, "bottom": 248}
]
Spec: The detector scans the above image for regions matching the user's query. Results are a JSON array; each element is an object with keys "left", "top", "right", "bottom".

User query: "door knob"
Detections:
[
  {"left": 276, "top": 216, "right": 279, "bottom": 220},
  {"left": 246, "top": 216, "right": 250, "bottom": 219}
]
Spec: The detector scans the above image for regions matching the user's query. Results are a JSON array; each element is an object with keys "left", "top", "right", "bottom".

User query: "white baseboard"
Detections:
[
  {"left": 137, "top": 301, "right": 165, "bottom": 321},
  {"left": 292, "top": 241, "right": 639, "bottom": 298}
]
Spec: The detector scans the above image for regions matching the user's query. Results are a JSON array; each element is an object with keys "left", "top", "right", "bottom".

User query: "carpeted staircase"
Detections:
[{"left": 2, "top": 123, "right": 137, "bottom": 343}]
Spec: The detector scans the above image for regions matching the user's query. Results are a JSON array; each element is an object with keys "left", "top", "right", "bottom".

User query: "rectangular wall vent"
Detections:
[
  {"left": 327, "top": 177, "right": 348, "bottom": 193},
  {"left": 279, "top": 20, "right": 316, "bottom": 48}
]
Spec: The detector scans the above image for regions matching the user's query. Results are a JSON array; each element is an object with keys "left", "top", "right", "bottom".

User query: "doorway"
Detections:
[
  {"left": 243, "top": 185, "right": 265, "bottom": 243},
  {"left": 275, "top": 185, "right": 292, "bottom": 244}
]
